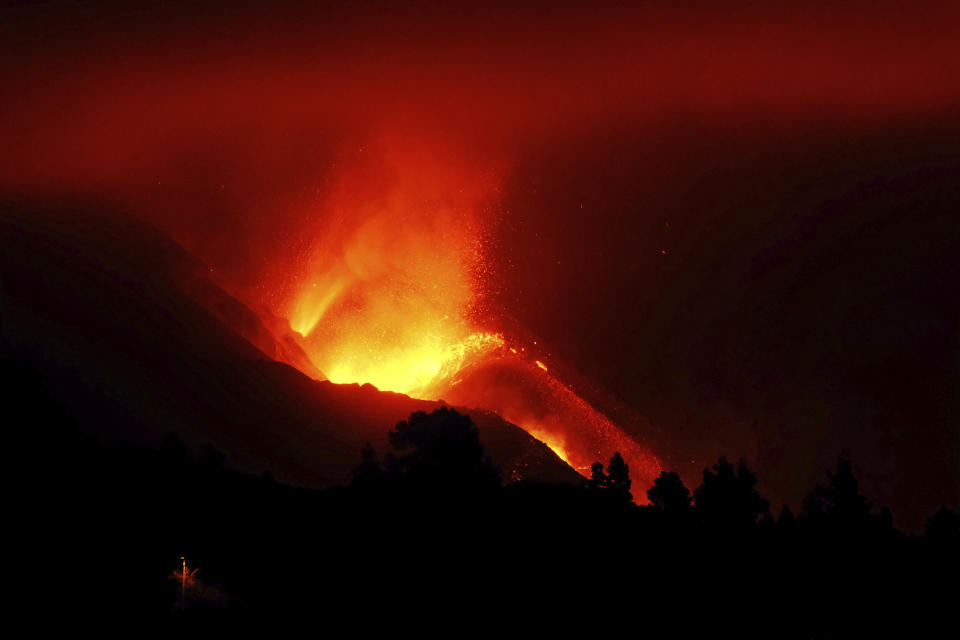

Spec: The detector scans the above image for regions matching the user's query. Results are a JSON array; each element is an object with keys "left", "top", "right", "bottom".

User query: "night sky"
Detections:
[{"left": 2, "top": 0, "right": 958, "bottom": 530}]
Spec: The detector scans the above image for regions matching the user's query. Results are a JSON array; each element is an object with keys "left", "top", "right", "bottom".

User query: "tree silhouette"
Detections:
[
  {"left": 606, "top": 452, "right": 631, "bottom": 496},
  {"left": 585, "top": 452, "right": 633, "bottom": 501},
  {"left": 778, "top": 504, "right": 797, "bottom": 530},
  {"left": 693, "top": 456, "right": 769, "bottom": 529},
  {"left": 925, "top": 507, "right": 960, "bottom": 545},
  {"left": 800, "top": 454, "right": 883, "bottom": 537},
  {"left": 647, "top": 471, "right": 691, "bottom": 513},
  {"left": 383, "top": 407, "right": 501, "bottom": 493},
  {"left": 589, "top": 462, "right": 607, "bottom": 489}
]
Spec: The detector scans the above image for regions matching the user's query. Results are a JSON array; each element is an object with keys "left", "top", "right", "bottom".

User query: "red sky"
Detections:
[{"left": 2, "top": 0, "right": 958, "bottom": 528}]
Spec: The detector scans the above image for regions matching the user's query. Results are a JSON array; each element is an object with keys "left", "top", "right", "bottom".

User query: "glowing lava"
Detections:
[
  {"left": 285, "top": 137, "right": 660, "bottom": 486},
  {"left": 524, "top": 423, "right": 572, "bottom": 467},
  {"left": 287, "top": 136, "right": 503, "bottom": 397},
  {"left": 322, "top": 330, "right": 506, "bottom": 398}
]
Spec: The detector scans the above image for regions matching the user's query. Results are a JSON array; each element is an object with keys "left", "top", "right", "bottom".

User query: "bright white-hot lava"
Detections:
[{"left": 285, "top": 138, "right": 660, "bottom": 486}]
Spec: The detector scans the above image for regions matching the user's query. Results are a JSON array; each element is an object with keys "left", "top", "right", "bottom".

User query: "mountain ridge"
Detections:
[{"left": 0, "top": 196, "right": 581, "bottom": 487}]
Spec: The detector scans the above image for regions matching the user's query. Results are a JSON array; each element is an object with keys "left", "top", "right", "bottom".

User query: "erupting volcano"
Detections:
[
  {"left": 4, "top": 0, "right": 957, "bottom": 531},
  {"left": 286, "top": 138, "right": 500, "bottom": 398},
  {"left": 277, "top": 137, "right": 660, "bottom": 481}
]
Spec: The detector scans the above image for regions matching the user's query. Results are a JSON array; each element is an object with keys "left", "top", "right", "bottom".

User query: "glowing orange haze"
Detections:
[
  {"left": 281, "top": 135, "right": 660, "bottom": 482},
  {"left": 287, "top": 136, "right": 502, "bottom": 396},
  {"left": 1, "top": 0, "right": 958, "bottom": 520}
]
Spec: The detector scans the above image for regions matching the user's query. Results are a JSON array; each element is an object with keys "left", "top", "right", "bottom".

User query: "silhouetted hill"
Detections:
[{"left": 0, "top": 196, "right": 580, "bottom": 486}]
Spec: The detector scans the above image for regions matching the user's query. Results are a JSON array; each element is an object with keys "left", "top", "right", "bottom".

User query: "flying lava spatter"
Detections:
[{"left": 282, "top": 137, "right": 661, "bottom": 486}]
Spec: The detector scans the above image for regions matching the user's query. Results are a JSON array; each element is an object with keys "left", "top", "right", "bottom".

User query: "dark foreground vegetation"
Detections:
[{"left": 9, "top": 356, "right": 957, "bottom": 635}]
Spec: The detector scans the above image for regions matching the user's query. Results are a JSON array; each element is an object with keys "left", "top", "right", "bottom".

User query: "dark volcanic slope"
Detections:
[{"left": 0, "top": 198, "right": 580, "bottom": 486}]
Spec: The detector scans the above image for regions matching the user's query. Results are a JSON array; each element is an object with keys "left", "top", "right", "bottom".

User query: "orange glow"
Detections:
[
  {"left": 434, "top": 358, "right": 662, "bottom": 484},
  {"left": 290, "top": 273, "right": 348, "bottom": 338},
  {"left": 283, "top": 135, "right": 660, "bottom": 485},
  {"left": 287, "top": 134, "right": 506, "bottom": 397},
  {"left": 324, "top": 331, "right": 506, "bottom": 398},
  {"left": 525, "top": 422, "right": 571, "bottom": 466}
]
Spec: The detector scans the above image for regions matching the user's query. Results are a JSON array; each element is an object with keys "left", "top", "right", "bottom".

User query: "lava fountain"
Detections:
[
  {"left": 287, "top": 137, "right": 504, "bottom": 398},
  {"left": 284, "top": 137, "right": 660, "bottom": 486}
]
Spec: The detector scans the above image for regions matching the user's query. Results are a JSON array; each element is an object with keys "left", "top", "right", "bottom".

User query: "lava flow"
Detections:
[{"left": 282, "top": 138, "right": 661, "bottom": 487}]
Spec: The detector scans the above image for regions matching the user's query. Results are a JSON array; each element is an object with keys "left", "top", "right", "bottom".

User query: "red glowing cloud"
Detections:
[{"left": 2, "top": 1, "right": 959, "bottom": 501}]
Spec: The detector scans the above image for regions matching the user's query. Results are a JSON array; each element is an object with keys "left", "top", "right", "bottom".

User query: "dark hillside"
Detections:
[{"left": 0, "top": 197, "right": 580, "bottom": 486}]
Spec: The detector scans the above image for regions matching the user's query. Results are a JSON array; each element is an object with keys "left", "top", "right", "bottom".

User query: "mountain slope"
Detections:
[{"left": 0, "top": 196, "right": 581, "bottom": 486}]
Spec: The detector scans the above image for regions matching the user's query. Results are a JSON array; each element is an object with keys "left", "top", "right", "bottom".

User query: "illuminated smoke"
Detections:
[
  {"left": 286, "top": 135, "right": 503, "bottom": 397},
  {"left": 283, "top": 135, "right": 660, "bottom": 485}
]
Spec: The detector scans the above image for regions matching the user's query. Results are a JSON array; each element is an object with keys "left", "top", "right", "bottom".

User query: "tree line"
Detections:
[{"left": 8, "top": 355, "right": 957, "bottom": 633}]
